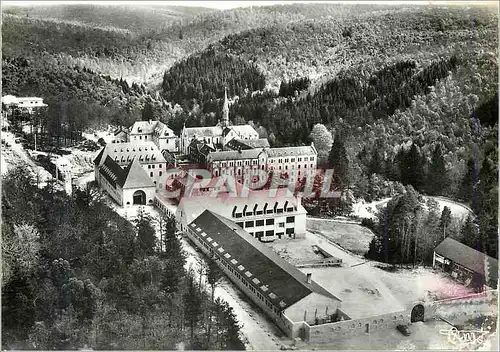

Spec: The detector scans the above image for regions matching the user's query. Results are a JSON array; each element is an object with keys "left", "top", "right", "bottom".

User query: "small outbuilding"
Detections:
[{"left": 433, "top": 237, "right": 498, "bottom": 290}]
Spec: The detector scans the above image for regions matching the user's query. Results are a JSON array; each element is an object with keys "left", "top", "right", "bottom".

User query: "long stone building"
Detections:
[
  {"left": 206, "top": 144, "right": 318, "bottom": 184},
  {"left": 187, "top": 210, "right": 345, "bottom": 338}
]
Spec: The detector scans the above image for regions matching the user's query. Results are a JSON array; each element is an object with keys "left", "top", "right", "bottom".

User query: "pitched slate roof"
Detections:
[
  {"left": 222, "top": 127, "right": 234, "bottom": 137},
  {"left": 121, "top": 158, "right": 155, "bottom": 189},
  {"left": 129, "top": 120, "right": 158, "bottom": 135},
  {"left": 200, "top": 143, "right": 215, "bottom": 156},
  {"left": 230, "top": 125, "right": 259, "bottom": 137},
  {"left": 227, "top": 138, "right": 270, "bottom": 150},
  {"left": 183, "top": 126, "right": 223, "bottom": 138},
  {"left": 99, "top": 156, "right": 127, "bottom": 188},
  {"left": 113, "top": 126, "right": 129, "bottom": 136},
  {"left": 435, "top": 237, "right": 498, "bottom": 282},
  {"left": 207, "top": 149, "right": 263, "bottom": 162},
  {"left": 93, "top": 147, "right": 106, "bottom": 166},
  {"left": 99, "top": 156, "right": 155, "bottom": 190},
  {"left": 96, "top": 142, "right": 166, "bottom": 167},
  {"left": 266, "top": 145, "right": 317, "bottom": 158},
  {"left": 153, "top": 121, "right": 176, "bottom": 138},
  {"left": 189, "top": 210, "right": 340, "bottom": 310}
]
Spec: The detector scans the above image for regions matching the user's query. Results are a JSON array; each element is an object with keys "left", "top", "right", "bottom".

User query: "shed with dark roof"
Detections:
[{"left": 434, "top": 237, "right": 498, "bottom": 289}]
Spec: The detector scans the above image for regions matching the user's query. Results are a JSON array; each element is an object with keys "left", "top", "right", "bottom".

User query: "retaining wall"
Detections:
[{"left": 304, "top": 309, "right": 410, "bottom": 344}]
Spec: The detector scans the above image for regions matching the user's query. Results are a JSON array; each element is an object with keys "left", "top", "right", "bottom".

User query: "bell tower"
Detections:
[{"left": 221, "top": 86, "right": 230, "bottom": 127}]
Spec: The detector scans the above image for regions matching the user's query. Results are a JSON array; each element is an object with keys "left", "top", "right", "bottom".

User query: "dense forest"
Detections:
[
  {"left": 1, "top": 167, "right": 245, "bottom": 350},
  {"left": 2, "top": 4, "right": 212, "bottom": 34},
  {"left": 1, "top": 55, "right": 176, "bottom": 146},
  {"left": 215, "top": 5, "right": 497, "bottom": 89},
  {"left": 161, "top": 49, "right": 266, "bottom": 111},
  {"left": 2, "top": 3, "right": 401, "bottom": 85}
]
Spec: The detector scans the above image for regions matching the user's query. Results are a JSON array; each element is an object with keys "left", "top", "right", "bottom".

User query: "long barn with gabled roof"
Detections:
[{"left": 187, "top": 210, "right": 347, "bottom": 338}]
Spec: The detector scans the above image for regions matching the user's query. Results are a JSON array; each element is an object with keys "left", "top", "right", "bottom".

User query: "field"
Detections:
[{"left": 306, "top": 218, "right": 375, "bottom": 254}]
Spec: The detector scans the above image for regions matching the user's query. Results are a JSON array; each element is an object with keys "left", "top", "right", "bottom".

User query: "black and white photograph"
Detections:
[{"left": 1, "top": 0, "right": 498, "bottom": 350}]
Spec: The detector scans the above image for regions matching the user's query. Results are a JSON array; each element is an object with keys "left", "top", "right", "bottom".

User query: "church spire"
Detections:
[{"left": 222, "top": 86, "right": 229, "bottom": 127}]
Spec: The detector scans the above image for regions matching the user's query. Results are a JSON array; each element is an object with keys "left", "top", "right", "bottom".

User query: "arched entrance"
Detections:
[
  {"left": 133, "top": 190, "right": 146, "bottom": 205},
  {"left": 411, "top": 304, "right": 425, "bottom": 323}
]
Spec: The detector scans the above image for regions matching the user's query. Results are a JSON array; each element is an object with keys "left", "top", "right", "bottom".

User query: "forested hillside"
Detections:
[
  {"left": 1, "top": 3, "right": 413, "bottom": 85},
  {"left": 2, "top": 168, "right": 245, "bottom": 350},
  {"left": 1, "top": 56, "right": 173, "bottom": 140},
  {"left": 161, "top": 49, "right": 266, "bottom": 111},
  {"left": 3, "top": 4, "right": 212, "bottom": 33}
]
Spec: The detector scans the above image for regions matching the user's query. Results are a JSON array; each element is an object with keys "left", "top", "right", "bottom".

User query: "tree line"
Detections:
[
  {"left": 1, "top": 167, "right": 245, "bottom": 350},
  {"left": 2, "top": 55, "right": 173, "bottom": 150},
  {"left": 363, "top": 138, "right": 497, "bottom": 264}
]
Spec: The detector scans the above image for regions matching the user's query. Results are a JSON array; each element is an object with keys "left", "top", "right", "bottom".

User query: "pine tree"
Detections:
[
  {"left": 426, "top": 143, "right": 449, "bottom": 195},
  {"left": 439, "top": 206, "right": 452, "bottom": 240},
  {"left": 135, "top": 207, "right": 156, "bottom": 257},
  {"left": 142, "top": 101, "right": 154, "bottom": 121},
  {"left": 368, "top": 148, "right": 383, "bottom": 175},
  {"left": 458, "top": 157, "right": 477, "bottom": 202},
  {"left": 400, "top": 143, "right": 425, "bottom": 192},
  {"left": 160, "top": 215, "right": 185, "bottom": 294},
  {"left": 460, "top": 214, "right": 476, "bottom": 249},
  {"left": 183, "top": 272, "right": 202, "bottom": 343},
  {"left": 328, "top": 135, "right": 349, "bottom": 189}
]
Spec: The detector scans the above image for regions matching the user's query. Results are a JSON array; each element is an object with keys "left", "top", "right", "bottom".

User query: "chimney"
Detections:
[{"left": 306, "top": 273, "right": 312, "bottom": 284}]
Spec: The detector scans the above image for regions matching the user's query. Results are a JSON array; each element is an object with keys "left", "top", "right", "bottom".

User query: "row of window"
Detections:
[
  {"left": 215, "top": 156, "right": 315, "bottom": 167},
  {"left": 235, "top": 160, "right": 259, "bottom": 166},
  {"left": 238, "top": 217, "right": 295, "bottom": 228},
  {"left": 115, "top": 156, "right": 158, "bottom": 163},
  {"left": 188, "top": 226, "right": 282, "bottom": 314},
  {"left": 114, "top": 146, "right": 157, "bottom": 153},
  {"left": 234, "top": 207, "right": 296, "bottom": 218},
  {"left": 150, "top": 171, "right": 163, "bottom": 177},
  {"left": 269, "top": 156, "right": 314, "bottom": 163},
  {"left": 269, "top": 163, "right": 315, "bottom": 171},
  {"left": 236, "top": 227, "right": 295, "bottom": 239},
  {"left": 147, "top": 164, "right": 163, "bottom": 169}
]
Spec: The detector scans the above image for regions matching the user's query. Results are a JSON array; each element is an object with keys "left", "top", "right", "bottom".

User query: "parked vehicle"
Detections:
[{"left": 396, "top": 324, "right": 411, "bottom": 336}]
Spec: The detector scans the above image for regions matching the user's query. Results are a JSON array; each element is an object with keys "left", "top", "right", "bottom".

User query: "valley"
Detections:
[{"left": 1, "top": 1, "right": 498, "bottom": 351}]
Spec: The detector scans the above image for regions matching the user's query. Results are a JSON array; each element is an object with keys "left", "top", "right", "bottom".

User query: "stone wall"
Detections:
[{"left": 304, "top": 309, "right": 410, "bottom": 344}]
